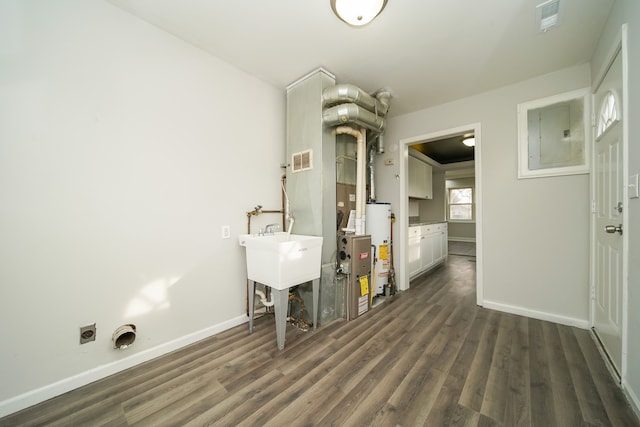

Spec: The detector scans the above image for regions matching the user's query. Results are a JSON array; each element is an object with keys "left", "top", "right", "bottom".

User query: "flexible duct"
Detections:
[
  {"left": 336, "top": 125, "right": 367, "bottom": 235},
  {"left": 323, "top": 103, "right": 386, "bottom": 133},
  {"left": 323, "top": 84, "right": 390, "bottom": 116}
]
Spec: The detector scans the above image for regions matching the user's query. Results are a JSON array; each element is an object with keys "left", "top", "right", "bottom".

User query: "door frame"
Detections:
[
  {"left": 397, "top": 122, "right": 483, "bottom": 306},
  {"left": 590, "top": 24, "right": 629, "bottom": 381}
]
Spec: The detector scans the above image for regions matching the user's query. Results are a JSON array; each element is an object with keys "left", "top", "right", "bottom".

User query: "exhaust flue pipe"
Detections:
[
  {"left": 377, "top": 133, "right": 385, "bottom": 154},
  {"left": 369, "top": 143, "right": 376, "bottom": 202}
]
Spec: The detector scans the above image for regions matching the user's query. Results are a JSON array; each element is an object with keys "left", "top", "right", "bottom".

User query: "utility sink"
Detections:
[{"left": 239, "top": 232, "right": 323, "bottom": 290}]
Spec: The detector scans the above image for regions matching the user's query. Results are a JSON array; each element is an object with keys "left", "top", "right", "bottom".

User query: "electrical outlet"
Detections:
[
  {"left": 221, "top": 225, "right": 231, "bottom": 239},
  {"left": 80, "top": 324, "right": 96, "bottom": 344}
]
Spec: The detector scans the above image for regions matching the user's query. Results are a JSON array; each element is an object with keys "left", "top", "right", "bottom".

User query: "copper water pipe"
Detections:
[
  {"left": 244, "top": 175, "right": 288, "bottom": 316},
  {"left": 245, "top": 175, "right": 287, "bottom": 234}
]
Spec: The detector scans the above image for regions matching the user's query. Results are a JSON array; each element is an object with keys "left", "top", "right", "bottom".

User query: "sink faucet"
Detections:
[{"left": 264, "top": 223, "right": 280, "bottom": 234}]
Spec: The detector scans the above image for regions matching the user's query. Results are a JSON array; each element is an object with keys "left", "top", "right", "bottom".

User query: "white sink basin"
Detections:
[{"left": 239, "top": 232, "right": 323, "bottom": 290}]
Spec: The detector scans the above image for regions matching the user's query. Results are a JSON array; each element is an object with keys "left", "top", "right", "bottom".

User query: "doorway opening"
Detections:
[{"left": 398, "top": 123, "right": 483, "bottom": 306}]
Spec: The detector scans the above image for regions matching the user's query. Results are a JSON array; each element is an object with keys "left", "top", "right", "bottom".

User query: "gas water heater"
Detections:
[{"left": 365, "top": 202, "right": 391, "bottom": 296}]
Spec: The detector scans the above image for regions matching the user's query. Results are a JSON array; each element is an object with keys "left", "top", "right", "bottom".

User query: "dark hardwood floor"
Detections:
[{"left": 2, "top": 255, "right": 638, "bottom": 426}]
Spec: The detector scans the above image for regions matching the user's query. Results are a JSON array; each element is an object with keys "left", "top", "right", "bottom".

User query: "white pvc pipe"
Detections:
[
  {"left": 255, "top": 289, "right": 275, "bottom": 307},
  {"left": 281, "top": 179, "right": 295, "bottom": 235},
  {"left": 336, "top": 125, "right": 366, "bottom": 235},
  {"left": 358, "top": 128, "right": 366, "bottom": 235}
]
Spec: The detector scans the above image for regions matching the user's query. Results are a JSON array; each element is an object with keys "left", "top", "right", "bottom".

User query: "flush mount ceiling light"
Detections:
[
  {"left": 462, "top": 137, "right": 476, "bottom": 147},
  {"left": 330, "top": 0, "right": 388, "bottom": 27}
]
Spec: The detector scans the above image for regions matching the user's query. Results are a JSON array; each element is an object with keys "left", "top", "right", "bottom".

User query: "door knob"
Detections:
[{"left": 605, "top": 224, "right": 623, "bottom": 235}]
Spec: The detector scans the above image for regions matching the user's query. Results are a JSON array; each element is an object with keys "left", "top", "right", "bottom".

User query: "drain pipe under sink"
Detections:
[{"left": 255, "top": 289, "right": 275, "bottom": 307}]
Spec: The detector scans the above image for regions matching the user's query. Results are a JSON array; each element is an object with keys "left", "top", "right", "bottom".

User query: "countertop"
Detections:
[{"left": 409, "top": 220, "right": 447, "bottom": 227}]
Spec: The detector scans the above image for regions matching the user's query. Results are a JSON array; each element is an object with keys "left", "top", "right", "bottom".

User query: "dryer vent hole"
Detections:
[
  {"left": 115, "top": 332, "right": 135, "bottom": 348},
  {"left": 112, "top": 324, "right": 137, "bottom": 349}
]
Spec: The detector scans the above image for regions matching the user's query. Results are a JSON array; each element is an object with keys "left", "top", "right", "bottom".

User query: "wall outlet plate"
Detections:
[
  {"left": 221, "top": 225, "right": 231, "bottom": 239},
  {"left": 80, "top": 324, "right": 96, "bottom": 344}
]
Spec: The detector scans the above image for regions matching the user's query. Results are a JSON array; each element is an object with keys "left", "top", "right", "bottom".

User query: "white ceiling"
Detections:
[{"left": 109, "top": 0, "right": 613, "bottom": 117}]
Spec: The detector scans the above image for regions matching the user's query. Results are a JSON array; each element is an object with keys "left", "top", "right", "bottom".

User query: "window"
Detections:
[
  {"left": 449, "top": 187, "right": 473, "bottom": 221},
  {"left": 597, "top": 90, "right": 619, "bottom": 138}
]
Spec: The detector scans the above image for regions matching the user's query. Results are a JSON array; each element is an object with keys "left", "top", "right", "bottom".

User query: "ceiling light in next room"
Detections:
[
  {"left": 462, "top": 137, "right": 476, "bottom": 147},
  {"left": 330, "top": 0, "right": 388, "bottom": 27},
  {"left": 536, "top": 0, "right": 561, "bottom": 32}
]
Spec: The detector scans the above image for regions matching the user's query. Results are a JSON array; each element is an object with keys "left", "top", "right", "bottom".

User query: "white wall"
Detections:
[
  {"left": 0, "top": 0, "right": 284, "bottom": 415},
  {"left": 377, "top": 63, "right": 591, "bottom": 326},
  {"left": 590, "top": 0, "right": 640, "bottom": 415},
  {"left": 417, "top": 169, "right": 446, "bottom": 223}
]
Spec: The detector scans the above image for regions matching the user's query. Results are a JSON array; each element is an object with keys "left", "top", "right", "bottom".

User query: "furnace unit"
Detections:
[{"left": 338, "top": 234, "right": 372, "bottom": 320}]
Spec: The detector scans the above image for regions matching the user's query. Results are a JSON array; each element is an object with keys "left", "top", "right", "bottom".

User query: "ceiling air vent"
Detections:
[
  {"left": 536, "top": 0, "right": 560, "bottom": 32},
  {"left": 292, "top": 149, "right": 313, "bottom": 173}
]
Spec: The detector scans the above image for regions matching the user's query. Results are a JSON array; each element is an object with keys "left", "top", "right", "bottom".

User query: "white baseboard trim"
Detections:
[
  {"left": 623, "top": 379, "right": 640, "bottom": 423},
  {"left": 448, "top": 237, "right": 476, "bottom": 243},
  {"left": 0, "top": 314, "right": 247, "bottom": 418},
  {"left": 482, "top": 300, "right": 589, "bottom": 329}
]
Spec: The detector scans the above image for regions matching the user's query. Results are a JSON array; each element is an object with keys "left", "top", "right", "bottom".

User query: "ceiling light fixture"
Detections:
[
  {"left": 462, "top": 137, "right": 476, "bottom": 147},
  {"left": 330, "top": 0, "right": 388, "bottom": 27}
]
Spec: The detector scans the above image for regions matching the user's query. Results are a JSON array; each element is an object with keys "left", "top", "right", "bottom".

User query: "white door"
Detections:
[{"left": 593, "top": 50, "right": 624, "bottom": 375}]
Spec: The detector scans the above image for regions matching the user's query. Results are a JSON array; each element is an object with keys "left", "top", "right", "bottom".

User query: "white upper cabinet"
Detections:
[{"left": 408, "top": 156, "right": 432, "bottom": 199}]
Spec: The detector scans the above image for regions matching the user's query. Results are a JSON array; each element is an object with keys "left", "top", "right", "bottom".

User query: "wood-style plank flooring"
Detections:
[
  {"left": 2, "top": 255, "right": 638, "bottom": 426},
  {"left": 448, "top": 241, "right": 476, "bottom": 257}
]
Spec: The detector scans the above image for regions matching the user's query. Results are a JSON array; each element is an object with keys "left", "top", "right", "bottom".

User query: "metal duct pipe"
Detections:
[
  {"left": 336, "top": 125, "right": 367, "bottom": 235},
  {"left": 368, "top": 143, "right": 376, "bottom": 202},
  {"left": 323, "top": 103, "right": 386, "bottom": 133},
  {"left": 375, "top": 91, "right": 391, "bottom": 115},
  {"left": 373, "top": 91, "right": 390, "bottom": 154},
  {"left": 322, "top": 84, "right": 390, "bottom": 116}
]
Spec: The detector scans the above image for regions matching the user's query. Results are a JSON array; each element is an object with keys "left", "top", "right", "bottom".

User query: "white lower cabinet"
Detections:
[
  {"left": 408, "top": 222, "right": 448, "bottom": 279},
  {"left": 420, "top": 232, "right": 434, "bottom": 268},
  {"left": 408, "top": 227, "right": 421, "bottom": 277},
  {"left": 433, "top": 224, "right": 447, "bottom": 264}
]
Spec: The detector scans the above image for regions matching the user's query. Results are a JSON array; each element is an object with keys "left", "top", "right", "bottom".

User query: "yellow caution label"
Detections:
[
  {"left": 359, "top": 276, "right": 369, "bottom": 296},
  {"left": 379, "top": 244, "right": 388, "bottom": 260}
]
